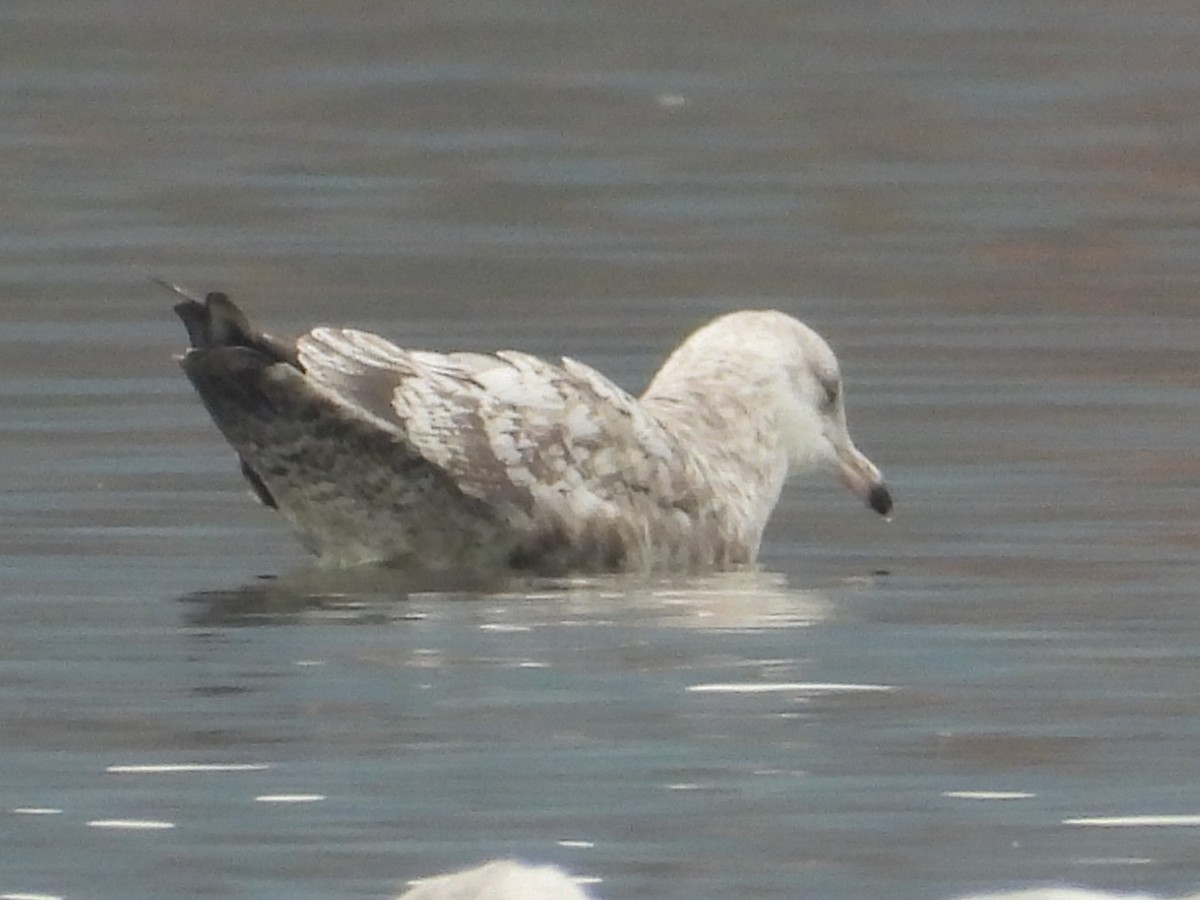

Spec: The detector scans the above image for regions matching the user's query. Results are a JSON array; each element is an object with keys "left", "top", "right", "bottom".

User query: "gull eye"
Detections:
[{"left": 819, "top": 378, "right": 840, "bottom": 411}]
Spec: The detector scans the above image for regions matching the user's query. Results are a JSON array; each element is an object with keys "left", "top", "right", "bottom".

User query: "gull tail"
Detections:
[
  {"left": 165, "top": 285, "right": 302, "bottom": 511},
  {"left": 156, "top": 279, "right": 301, "bottom": 369}
]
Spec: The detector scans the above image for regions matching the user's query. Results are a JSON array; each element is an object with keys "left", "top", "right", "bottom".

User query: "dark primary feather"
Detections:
[{"left": 174, "top": 291, "right": 301, "bottom": 369}]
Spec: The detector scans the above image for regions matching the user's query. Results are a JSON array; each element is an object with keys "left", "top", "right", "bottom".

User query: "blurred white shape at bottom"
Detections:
[{"left": 397, "top": 859, "right": 595, "bottom": 900}]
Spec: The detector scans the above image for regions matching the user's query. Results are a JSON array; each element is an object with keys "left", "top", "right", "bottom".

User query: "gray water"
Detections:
[{"left": 2, "top": 2, "right": 1200, "bottom": 898}]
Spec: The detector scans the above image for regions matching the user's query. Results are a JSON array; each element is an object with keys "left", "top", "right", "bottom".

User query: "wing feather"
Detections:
[{"left": 295, "top": 327, "right": 692, "bottom": 567}]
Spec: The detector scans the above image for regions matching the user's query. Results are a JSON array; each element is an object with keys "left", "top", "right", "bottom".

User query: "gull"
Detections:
[
  {"left": 172, "top": 287, "right": 892, "bottom": 571},
  {"left": 396, "top": 859, "right": 594, "bottom": 900}
]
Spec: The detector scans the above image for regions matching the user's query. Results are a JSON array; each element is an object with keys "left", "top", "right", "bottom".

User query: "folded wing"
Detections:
[{"left": 296, "top": 328, "right": 700, "bottom": 569}]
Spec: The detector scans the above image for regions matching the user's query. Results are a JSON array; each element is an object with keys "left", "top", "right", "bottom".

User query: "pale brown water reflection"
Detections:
[{"left": 2, "top": 1, "right": 1200, "bottom": 899}]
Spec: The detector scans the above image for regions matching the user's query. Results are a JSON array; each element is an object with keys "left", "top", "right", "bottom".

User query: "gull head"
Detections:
[
  {"left": 648, "top": 310, "right": 893, "bottom": 519},
  {"left": 768, "top": 313, "right": 893, "bottom": 517}
]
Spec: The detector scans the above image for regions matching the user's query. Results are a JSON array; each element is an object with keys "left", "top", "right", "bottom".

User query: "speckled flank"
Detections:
[{"left": 176, "top": 295, "right": 891, "bottom": 572}]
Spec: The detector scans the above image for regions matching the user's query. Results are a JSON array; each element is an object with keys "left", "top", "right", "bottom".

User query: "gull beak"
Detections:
[{"left": 835, "top": 442, "right": 893, "bottom": 518}]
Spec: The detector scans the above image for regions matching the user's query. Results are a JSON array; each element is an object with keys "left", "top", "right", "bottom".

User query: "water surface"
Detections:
[{"left": 2, "top": 2, "right": 1199, "bottom": 899}]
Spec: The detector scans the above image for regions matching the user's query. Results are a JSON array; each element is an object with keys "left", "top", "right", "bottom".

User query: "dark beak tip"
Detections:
[{"left": 868, "top": 483, "right": 893, "bottom": 517}]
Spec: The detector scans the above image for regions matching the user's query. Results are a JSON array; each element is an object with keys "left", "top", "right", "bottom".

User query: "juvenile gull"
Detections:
[{"left": 173, "top": 291, "right": 892, "bottom": 571}]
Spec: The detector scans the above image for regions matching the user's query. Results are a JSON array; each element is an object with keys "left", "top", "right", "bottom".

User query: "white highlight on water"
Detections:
[
  {"left": 686, "top": 682, "right": 893, "bottom": 694},
  {"left": 1064, "top": 814, "right": 1200, "bottom": 827},
  {"left": 106, "top": 763, "right": 270, "bottom": 774},
  {"left": 943, "top": 790, "right": 1037, "bottom": 800},
  {"left": 955, "top": 889, "right": 1200, "bottom": 900}
]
